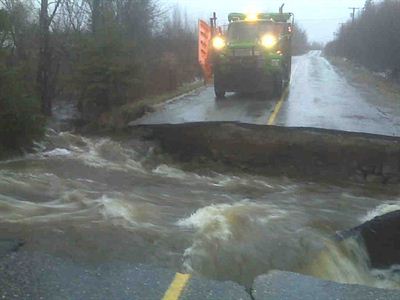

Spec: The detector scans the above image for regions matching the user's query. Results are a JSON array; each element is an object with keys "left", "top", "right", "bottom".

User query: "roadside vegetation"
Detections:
[
  {"left": 291, "top": 24, "right": 310, "bottom": 55},
  {"left": 0, "top": 1, "right": 44, "bottom": 157},
  {"left": 325, "top": 0, "right": 400, "bottom": 82},
  {"left": 0, "top": 0, "right": 199, "bottom": 157},
  {"left": 0, "top": 0, "right": 312, "bottom": 157}
]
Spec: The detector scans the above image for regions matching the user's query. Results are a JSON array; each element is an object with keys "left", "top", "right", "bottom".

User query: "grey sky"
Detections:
[{"left": 160, "top": 0, "right": 367, "bottom": 43}]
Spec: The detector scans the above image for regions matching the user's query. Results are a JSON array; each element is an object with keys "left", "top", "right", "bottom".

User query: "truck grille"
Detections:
[
  {"left": 232, "top": 48, "right": 254, "bottom": 57},
  {"left": 228, "top": 52, "right": 264, "bottom": 69}
]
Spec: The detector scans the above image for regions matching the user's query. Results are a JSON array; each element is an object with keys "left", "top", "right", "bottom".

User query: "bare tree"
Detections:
[
  {"left": 57, "top": 0, "right": 89, "bottom": 32},
  {"left": 91, "top": 0, "right": 100, "bottom": 34},
  {"left": 37, "top": 0, "right": 63, "bottom": 116},
  {"left": 0, "top": 0, "right": 34, "bottom": 60},
  {"left": 326, "top": 0, "right": 400, "bottom": 80},
  {"left": 0, "top": 9, "right": 11, "bottom": 48}
]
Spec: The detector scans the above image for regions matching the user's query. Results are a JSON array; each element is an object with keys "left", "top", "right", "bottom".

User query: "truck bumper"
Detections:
[{"left": 214, "top": 59, "right": 279, "bottom": 93}]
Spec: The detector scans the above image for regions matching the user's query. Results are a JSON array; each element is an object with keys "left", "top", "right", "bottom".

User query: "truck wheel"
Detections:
[
  {"left": 283, "top": 58, "right": 292, "bottom": 87},
  {"left": 214, "top": 72, "right": 226, "bottom": 99},
  {"left": 286, "top": 58, "right": 292, "bottom": 82},
  {"left": 215, "top": 88, "right": 226, "bottom": 99}
]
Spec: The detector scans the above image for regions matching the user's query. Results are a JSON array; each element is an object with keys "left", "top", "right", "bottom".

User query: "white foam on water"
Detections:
[
  {"left": 153, "top": 164, "right": 188, "bottom": 180},
  {"left": 0, "top": 172, "right": 64, "bottom": 199},
  {"left": 177, "top": 200, "right": 289, "bottom": 275},
  {"left": 211, "top": 176, "right": 240, "bottom": 187},
  {"left": 1, "top": 132, "right": 150, "bottom": 176},
  {"left": 30, "top": 133, "right": 148, "bottom": 174},
  {"left": 97, "top": 195, "right": 139, "bottom": 226},
  {"left": 177, "top": 200, "right": 287, "bottom": 231},
  {"left": 0, "top": 191, "right": 160, "bottom": 229},
  {"left": 177, "top": 203, "right": 234, "bottom": 241},
  {"left": 360, "top": 201, "right": 400, "bottom": 223},
  {"left": 43, "top": 148, "right": 72, "bottom": 157},
  {"left": 307, "top": 238, "right": 374, "bottom": 285},
  {"left": 371, "top": 265, "right": 400, "bottom": 289},
  {"left": 210, "top": 175, "right": 275, "bottom": 190},
  {"left": 95, "top": 194, "right": 163, "bottom": 229},
  {"left": 307, "top": 238, "right": 400, "bottom": 290},
  {"left": 69, "top": 138, "right": 146, "bottom": 173},
  {"left": 0, "top": 191, "right": 90, "bottom": 223}
]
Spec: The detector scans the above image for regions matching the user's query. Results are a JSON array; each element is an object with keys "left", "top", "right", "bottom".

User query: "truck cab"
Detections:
[{"left": 207, "top": 12, "right": 293, "bottom": 98}]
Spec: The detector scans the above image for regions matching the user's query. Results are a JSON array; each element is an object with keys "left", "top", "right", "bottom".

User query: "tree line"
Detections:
[
  {"left": 0, "top": 0, "right": 198, "bottom": 156},
  {"left": 0, "top": 1, "right": 311, "bottom": 157},
  {"left": 291, "top": 24, "right": 310, "bottom": 55},
  {"left": 325, "top": 0, "right": 400, "bottom": 79}
]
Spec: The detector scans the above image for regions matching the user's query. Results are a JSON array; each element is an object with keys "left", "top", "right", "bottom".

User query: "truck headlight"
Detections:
[
  {"left": 212, "top": 36, "right": 226, "bottom": 50},
  {"left": 261, "top": 34, "right": 277, "bottom": 48}
]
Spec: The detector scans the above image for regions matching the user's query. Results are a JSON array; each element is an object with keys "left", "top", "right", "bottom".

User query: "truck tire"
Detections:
[
  {"left": 274, "top": 74, "right": 284, "bottom": 97},
  {"left": 214, "top": 71, "right": 226, "bottom": 99},
  {"left": 215, "top": 88, "right": 226, "bottom": 99},
  {"left": 283, "top": 58, "right": 292, "bottom": 87}
]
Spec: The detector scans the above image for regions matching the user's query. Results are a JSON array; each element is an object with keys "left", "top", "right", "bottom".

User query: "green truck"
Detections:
[{"left": 200, "top": 10, "right": 294, "bottom": 99}]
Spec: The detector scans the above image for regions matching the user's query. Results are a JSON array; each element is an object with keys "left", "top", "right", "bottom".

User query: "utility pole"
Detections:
[{"left": 348, "top": 7, "right": 359, "bottom": 24}]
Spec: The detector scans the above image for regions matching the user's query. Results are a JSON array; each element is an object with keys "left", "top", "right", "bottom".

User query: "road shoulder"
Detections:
[
  {"left": 252, "top": 271, "right": 400, "bottom": 300},
  {"left": 326, "top": 55, "right": 400, "bottom": 113}
]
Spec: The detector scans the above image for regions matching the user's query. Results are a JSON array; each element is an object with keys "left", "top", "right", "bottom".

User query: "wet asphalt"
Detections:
[
  {"left": 0, "top": 251, "right": 250, "bottom": 300},
  {"left": 2, "top": 249, "right": 398, "bottom": 299},
  {"left": 135, "top": 51, "right": 400, "bottom": 137}
]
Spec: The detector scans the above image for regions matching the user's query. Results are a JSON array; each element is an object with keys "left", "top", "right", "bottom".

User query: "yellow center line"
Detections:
[
  {"left": 162, "top": 273, "right": 191, "bottom": 300},
  {"left": 267, "top": 87, "right": 289, "bottom": 125}
]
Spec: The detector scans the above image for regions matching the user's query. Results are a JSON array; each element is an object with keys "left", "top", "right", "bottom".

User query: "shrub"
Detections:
[{"left": 0, "top": 64, "right": 45, "bottom": 157}]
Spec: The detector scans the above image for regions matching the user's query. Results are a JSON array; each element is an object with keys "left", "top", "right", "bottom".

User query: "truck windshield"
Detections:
[{"left": 227, "top": 21, "right": 282, "bottom": 42}]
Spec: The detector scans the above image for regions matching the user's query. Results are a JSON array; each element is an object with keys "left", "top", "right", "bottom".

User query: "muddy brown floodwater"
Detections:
[{"left": 1, "top": 130, "right": 400, "bottom": 289}]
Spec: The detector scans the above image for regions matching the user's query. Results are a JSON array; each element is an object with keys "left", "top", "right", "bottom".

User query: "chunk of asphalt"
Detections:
[
  {"left": 252, "top": 271, "right": 400, "bottom": 300},
  {"left": 358, "top": 210, "right": 400, "bottom": 268},
  {"left": 335, "top": 210, "right": 400, "bottom": 268},
  {"left": 180, "top": 275, "right": 251, "bottom": 300}
]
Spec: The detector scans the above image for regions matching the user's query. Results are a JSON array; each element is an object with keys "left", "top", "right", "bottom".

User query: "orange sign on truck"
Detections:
[{"left": 198, "top": 20, "right": 212, "bottom": 83}]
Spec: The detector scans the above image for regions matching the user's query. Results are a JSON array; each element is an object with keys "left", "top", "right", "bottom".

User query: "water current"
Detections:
[{"left": 0, "top": 130, "right": 399, "bottom": 289}]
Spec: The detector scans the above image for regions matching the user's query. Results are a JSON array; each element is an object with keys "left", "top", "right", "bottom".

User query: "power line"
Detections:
[{"left": 296, "top": 18, "right": 348, "bottom": 22}]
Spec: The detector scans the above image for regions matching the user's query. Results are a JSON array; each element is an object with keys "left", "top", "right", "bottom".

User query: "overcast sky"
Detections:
[{"left": 160, "top": 0, "right": 368, "bottom": 43}]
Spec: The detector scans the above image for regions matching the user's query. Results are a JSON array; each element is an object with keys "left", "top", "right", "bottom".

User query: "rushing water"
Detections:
[{"left": 0, "top": 130, "right": 399, "bottom": 289}]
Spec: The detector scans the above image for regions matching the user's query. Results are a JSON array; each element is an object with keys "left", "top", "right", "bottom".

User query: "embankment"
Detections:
[{"left": 132, "top": 122, "right": 400, "bottom": 184}]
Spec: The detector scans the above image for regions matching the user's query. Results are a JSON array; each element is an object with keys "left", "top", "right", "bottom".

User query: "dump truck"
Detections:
[{"left": 198, "top": 7, "right": 294, "bottom": 98}]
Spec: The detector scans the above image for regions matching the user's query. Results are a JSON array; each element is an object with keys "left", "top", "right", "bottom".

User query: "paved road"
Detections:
[
  {"left": 133, "top": 87, "right": 277, "bottom": 125},
  {"left": 0, "top": 250, "right": 250, "bottom": 300},
  {"left": 1, "top": 250, "right": 398, "bottom": 300},
  {"left": 135, "top": 51, "right": 400, "bottom": 137}
]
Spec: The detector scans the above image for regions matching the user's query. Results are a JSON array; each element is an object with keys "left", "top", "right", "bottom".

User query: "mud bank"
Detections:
[{"left": 132, "top": 122, "right": 400, "bottom": 184}]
